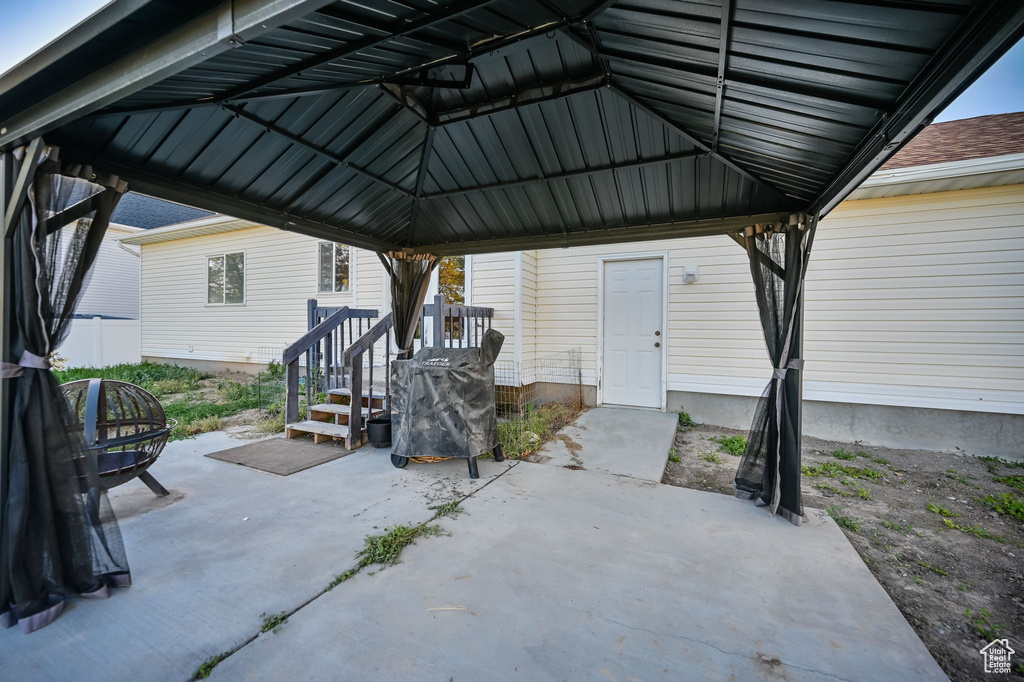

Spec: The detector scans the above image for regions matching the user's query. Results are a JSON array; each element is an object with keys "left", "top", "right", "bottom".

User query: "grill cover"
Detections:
[{"left": 391, "top": 329, "right": 504, "bottom": 459}]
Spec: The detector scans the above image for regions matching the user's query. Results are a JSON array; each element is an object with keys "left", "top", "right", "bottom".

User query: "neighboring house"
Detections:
[
  {"left": 58, "top": 195, "right": 213, "bottom": 367},
  {"left": 119, "top": 113, "right": 1024, "bottom": 458}
]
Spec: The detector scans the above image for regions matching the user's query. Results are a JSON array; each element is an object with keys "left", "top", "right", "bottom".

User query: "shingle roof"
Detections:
[
  {"left": 880, "top": 112, "right": 1024, "bottom": 170},
  {"left": 110, "top": 192, "right": 214, "bottom": 229}
]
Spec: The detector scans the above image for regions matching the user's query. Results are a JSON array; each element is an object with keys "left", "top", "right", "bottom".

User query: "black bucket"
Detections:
[{"left": 367, "top": 417, "right": 392, "bottom": 448}]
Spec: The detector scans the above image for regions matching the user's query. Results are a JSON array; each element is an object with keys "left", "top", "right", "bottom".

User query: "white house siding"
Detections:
[
  {"left": 529, "top": 183, "right": 1024, "bottom": 416},
  {"left": 77, "top": 224, "right": 141, "bottom": 319},
  {"left": 467, "top": 252, "right": 517, "bottom": 365},
  {"left": 139, "top": 225, "right": 388, "bottom": 366}
]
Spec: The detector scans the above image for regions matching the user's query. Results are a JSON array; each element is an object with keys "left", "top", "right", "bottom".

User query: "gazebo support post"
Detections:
[{"left": 731, "top": 214, "right": 817, "bottom": 525}]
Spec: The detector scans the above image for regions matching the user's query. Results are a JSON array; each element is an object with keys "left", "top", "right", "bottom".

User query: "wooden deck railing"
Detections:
[
  {"left": 283, "top": 304, "right": 378, "bottom": 423},
  {"left": 342, "top": 312, "right": 393, "bottom": 448},
  {"left": 419, "top": 294, "right": 494, "bottom": 349}
]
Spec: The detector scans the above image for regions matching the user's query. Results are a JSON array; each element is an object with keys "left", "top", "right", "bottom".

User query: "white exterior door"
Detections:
[{"left": 601, "top": 258, "right": 664, "bottom": 408}]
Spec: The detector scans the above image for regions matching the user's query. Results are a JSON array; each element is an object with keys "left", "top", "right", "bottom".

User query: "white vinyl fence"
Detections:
[{"left": 58, "top": 317, "right": 141, "bottom": 368}]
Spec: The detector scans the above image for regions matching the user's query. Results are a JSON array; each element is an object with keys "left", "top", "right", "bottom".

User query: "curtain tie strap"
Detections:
[
  {"left": 773, "top": 358, "right": 804, "bottom": 380},
  {"left": 0, "top": 351, "right": 51, "bottom": 378}
]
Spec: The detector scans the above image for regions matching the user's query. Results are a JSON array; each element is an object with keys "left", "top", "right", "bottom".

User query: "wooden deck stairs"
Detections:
[{"left": 285, "top": 387, "right": 385, "bottom": 445}]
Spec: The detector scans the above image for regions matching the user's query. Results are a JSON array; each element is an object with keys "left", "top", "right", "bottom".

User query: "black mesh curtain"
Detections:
[
  {"left": 378, "top": 252, "right": 439, "bottom": 360},
  {"left": 733, "top": 214, "right": 817, "bottom": 526},
  {"left": 0, "top": 144, "right": 130, "bottom": 633}
]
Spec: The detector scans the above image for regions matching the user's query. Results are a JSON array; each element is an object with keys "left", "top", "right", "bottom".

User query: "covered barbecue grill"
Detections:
[{"left": 390, "top": 329, "right": 505, "bottom": 478}]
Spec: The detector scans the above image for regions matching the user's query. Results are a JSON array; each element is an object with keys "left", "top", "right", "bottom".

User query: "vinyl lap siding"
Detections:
[
  {"left": 140, "top": 225, "right": 387, "bottom": 365},
  {"left": 468, "top": 252, "right": 516, "bottom": 364},
  {"left": 531, "top": 184, "right": 1024, "bottom": 414},
  {"left": 77, "top": 225, "right": 141, "bottom": 319}
]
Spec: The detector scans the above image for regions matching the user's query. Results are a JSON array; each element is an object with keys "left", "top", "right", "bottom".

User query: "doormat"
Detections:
[{"left": 205, "top": 437, "right": 353, "bottom": 476}]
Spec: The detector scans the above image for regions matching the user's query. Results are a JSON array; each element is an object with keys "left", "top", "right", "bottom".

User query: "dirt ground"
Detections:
[{"left": 663, "top": 421, "right": 1024, "bottom": 682}]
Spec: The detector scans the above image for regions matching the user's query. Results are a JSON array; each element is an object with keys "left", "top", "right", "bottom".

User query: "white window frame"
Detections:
[
  {"left": 317, "top": 242, "right": 353, "bottom": 294},
  {"left": 206, "top": 251, "right": 246, "bottom": 306}
]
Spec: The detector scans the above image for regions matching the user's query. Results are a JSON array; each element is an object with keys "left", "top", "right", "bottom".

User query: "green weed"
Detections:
[
  {"left": 827, "top": 506, "right": 862, "bottom": 533},
  {"left": 870, "top": 456, "right": 890, "bottom": 465},
  {"left": 709, "top": 435, "right": 747, "bottom": 456},
  {"left": 429, "top": 501, "right": 464, "bottom": 519},
  {"left": 965, "top": 608, "right": 1006, "bottom": 641},
  {"left": 944, "top": 470, "right": 982, "bottom": 489},
  {"left": 882, "top": 520, "right": 912, "bottom": 533},
  {"left": 700, "top": 448, "right": 724, "bottom": 464},
  {"left": 953, "top": 579, "right": 970, "bottom": 591},
  {"left": 917, "top": 561, "right": 948, "bottom": 576},
  {"left": 668, "top": 447, "right": 681, "bottom": 463},
  {"left": 814, "top": 482, "right": 847, "bottom": 496},
  {"left": 856, "top": 487, "right": 872, "bottom": 500},
  {"left": 259, "top": 611, "right": 288, "bottom": 634},
  {"left": 327, "top": 569, "right": 356, "bottom": 591},
  {"left": 941, "top": 518, "right": 1006, "bottom": 543},
  {"left": 926, "top": 500, "right": 961, "bottom": 518},
  {"left": 678, "top": 410, "right": 694, "bottom": 427},
  {"left": 993, "top": 475, "right": 1024, "bottom": 492},
  {"left": 828, "top": 448, "right": 856, "bottom": 460},
  {"left": 981, "top": 492, "right": 1024, "bottom": 522},
  {"left": 802, "top": 461, "right": 883, "bottom": 480},
  {"left": 194, "top": 653, "right": 228, "bottom": 679},
  {"left": 356, "top": 523, "right": 445, "bottom": 569}
]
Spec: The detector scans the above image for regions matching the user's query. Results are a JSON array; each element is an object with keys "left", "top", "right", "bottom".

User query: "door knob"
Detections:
[
  {"left": 654, "top": 342, "right": 661, "bottom": 348},
  {"left": 655, "top": 330, "right": 661, "bottom": 336}
]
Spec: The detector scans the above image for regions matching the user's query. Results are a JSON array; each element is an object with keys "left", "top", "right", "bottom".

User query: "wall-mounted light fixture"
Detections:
[{"left": 682, "top": 265, "right": 699, "bottom": 284}]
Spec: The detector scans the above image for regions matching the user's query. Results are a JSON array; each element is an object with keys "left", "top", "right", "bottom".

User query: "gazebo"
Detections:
[{"left": 1, "top": 0, "right": 1022, "bottom": 632}]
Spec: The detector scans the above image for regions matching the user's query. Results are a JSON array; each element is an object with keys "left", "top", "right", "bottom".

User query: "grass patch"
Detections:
[
  {"left": 56, "top": 362, "right": 207, "bottom": 395},
  {"left": 498, "top": 403, "right": 579, "bottom": 459},
  {"left": 926, "top": 500, "right": 961, "bottom": 518},
  {"left": 698, "top": 450, "right": 722, "bottom": 463},
  {"left": 667, "top": 447, "right": 681, "bottom": 463},
  {"left": 981, "top": 492, "right": 1024, "bottom": 522},
  {"left": 826, "top": 506, "right": 862, "bottom": 533},
  {"left": 164, "top": 397, "right": 257, "bottom": 440},
  {"left": 802, "top": 461, "right": 884, "bottom": 481},
  {"left": 941, "top": 518, "right": 1006, "bottom": 543},
  {"left": 194, "top": 653, "right": 229, "bottom": 679},
  {"left": 856, "top": 486, "right": 872, "bottom": 500},
  {"left": 827, "top": 448, "right": 856, "bottom": 460},
  {"left": 259, "top": 611, "right": 288, "bottom": 634},
  {"left": 356, "top": 523, "right": 445, "bottom": 569},
  {"left": 678, "top": 410, "right": 694, "bottom": 428},
  {"left": 709, "top": 435, "right": 746, "bottom": 456},
  {"left": 966, "top": 607, "right": 1006, "bottom": 641}
]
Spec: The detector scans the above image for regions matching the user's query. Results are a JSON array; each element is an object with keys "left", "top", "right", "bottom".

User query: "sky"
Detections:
[{"left": 0, "top": 0, "right": 1021, "bottom": 123}]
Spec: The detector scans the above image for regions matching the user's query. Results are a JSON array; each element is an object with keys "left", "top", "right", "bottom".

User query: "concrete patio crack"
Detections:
[{"left": 189, "top": 460, "right": 520, "bottom": 680}]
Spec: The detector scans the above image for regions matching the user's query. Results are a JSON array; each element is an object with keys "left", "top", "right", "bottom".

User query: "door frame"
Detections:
[{"left": 596, "top": 252, "right": 670, "bottom": 411}]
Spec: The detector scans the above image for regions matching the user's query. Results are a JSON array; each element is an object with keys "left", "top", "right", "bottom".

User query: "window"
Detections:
[
  {"left": 318, "top": 242, "right": 351, "bottom": 293},
  {"left": 207, "top": 252, "right": 245, "bottom": 304}
]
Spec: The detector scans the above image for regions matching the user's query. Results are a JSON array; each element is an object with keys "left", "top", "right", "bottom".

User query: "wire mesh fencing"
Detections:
[{"left": 494, "top": 347, "right": 584, "bottom": 460}]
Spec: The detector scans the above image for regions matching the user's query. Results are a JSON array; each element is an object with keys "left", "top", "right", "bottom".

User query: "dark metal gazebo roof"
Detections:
[{"left": 1, "top": 0, "right": 1021, "bottom": 254}]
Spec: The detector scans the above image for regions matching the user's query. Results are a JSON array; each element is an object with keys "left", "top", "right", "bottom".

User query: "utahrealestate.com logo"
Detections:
[{"left": 980, "top": 638, "right": 1015, "bottom": 674}]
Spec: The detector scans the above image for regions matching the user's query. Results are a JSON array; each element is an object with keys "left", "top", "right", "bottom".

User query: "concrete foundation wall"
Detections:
[
  {"left": 144, "top": 355, "right": 264, "bottom": 375},
  {"left": 667, "top": 390, "right": 1024, "bottom": 460}
]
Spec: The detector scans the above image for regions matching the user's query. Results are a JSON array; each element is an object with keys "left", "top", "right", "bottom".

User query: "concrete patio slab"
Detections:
[
  {"left": 213, "top": 462, "right": 946, "bottom": 682},
  {"left": 531, "top": 406, "right": 676, "bottom": 481},
  {"left": 1, "top": 432, "right": 510, "bottom": 681}
]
